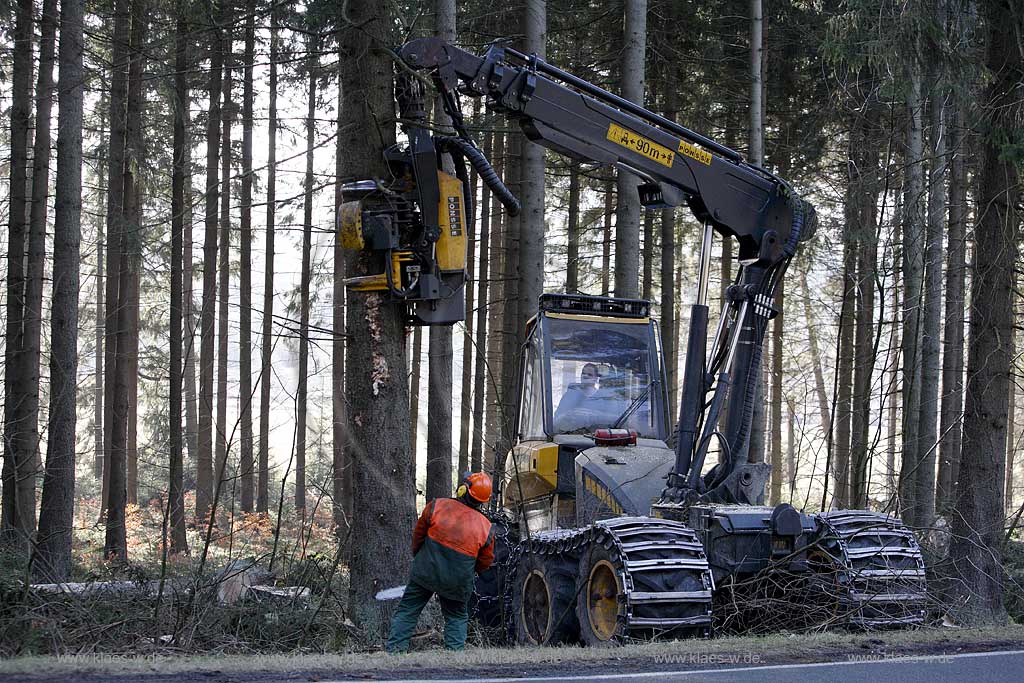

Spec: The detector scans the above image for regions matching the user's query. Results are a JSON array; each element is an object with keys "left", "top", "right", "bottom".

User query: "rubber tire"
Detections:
[
  {"left": 512, "top": 552, "right": 580, "bottom": 645},
  {"left": 576, "top": 542, "right": 627, "bottom": 646}
]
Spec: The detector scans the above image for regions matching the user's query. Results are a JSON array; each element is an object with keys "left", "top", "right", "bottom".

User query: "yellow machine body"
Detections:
[{"left": 435, "top": 170, "right": 468, "bottom": 272}]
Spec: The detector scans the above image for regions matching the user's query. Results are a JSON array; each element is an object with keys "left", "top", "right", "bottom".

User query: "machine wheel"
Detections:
[
  {"left": 576, "top": 543, "right": 627, "bottom": 646},
  {"left": 512, "top": 551, "right": 579, "bottom": 645}
]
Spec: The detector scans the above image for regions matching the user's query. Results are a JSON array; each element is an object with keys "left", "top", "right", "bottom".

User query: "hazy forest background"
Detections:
[{"left": 1, "top": 0, "right": 1023, "bottom": 653}]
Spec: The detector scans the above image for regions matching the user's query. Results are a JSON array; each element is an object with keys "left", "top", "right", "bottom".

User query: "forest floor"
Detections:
[{"left": 2, "top": 624, "right": 1023, "bottom": 682}]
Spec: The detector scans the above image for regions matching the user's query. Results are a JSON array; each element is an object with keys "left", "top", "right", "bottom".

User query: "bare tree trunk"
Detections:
[
  {"left": 340, "top": 0, "right": 415, "bottom": 632},
  {"left": 1007, "top": 335, "right": 1017, "bottom": 514},
  {"left": 799, "top": 269, "right": 832, "bottom": 440},
  {"left": 471, "top": 119, "right": 493, "bottom": 470},
  {"left": 950, "top": 0, "right": 1020, "bottom": 621},
  {"left": 937, "top": 102, "right": 967, "bottom": 513},
  {"left": 257, "top": 5, "right": 278, "bottom": 514},
  {"left": 900, "top": 60, "right": 925, "bottom": 527},
  {"left": 409, "top": 327, "right": 423, "bottom": 462},
  {"left": 100, "top": 0, "right": 130, "bottom": 523},
  {"left": 17, "top": 0, "right": 59, "bottom": 539},
  {"left": 94, "top": 104, "right": 106, "bottom": 484},
  {"left": 197, "top": 14, "right": 224, "bottom": 522},
  {"left": 613, "top": 0, "right": 645, "bottom": 298},
  {"left": 121, "top": 0, "right": 145, "bottom": 510},
  {"left": 916, "top": 74, "right": 946, "bottom": 526},
  {"left": 216, "top": 35, "right": 233, "bottom": 498},
  {"left": 238, "top": 0, "right": 255, "bottom": 513},
  {"left": 566, "top": 160, "right": 580, "bottom": 293},
  {"left": 834, "top": 235, "right": 855, "bottom": 509},
  {"left": 660, "top": 72, "right": 677, "bottom": 413},
  {"left": 786, "top": 400, "right": 796, "bottom": 499},
  {"left": 484, "top": 132, "right": 506, "bottom": 465},
  {"left": 296, "top": 37, "right": 318, "bottom": 514},
  {"left": 332, "top": 65, "right": 350, "bottom": 537},
  {"left": 747, "top": 0, "right": 766, "bottom": 464},
  {"left": 642, "top": 212, "right": 653, "bottom": 300},
  {"left": 34, "top": 0, "right": 85, "bottom": 580},
  {"left": 769, "top": 283, "right": 783, "bottom": 505},
  {"left": 850, "top": 106, "right": 880, "bottom": 509},
  {"left": 168, "top": 9, "right": 189, "bottom": 554},
  {"left": 2, "top": 0, "right": 35, "bottom": 548},
  {"left": 601, "top": 178, "right": 613, "bottom": 296},
  {"left": 457, "top": 98, "right": 481, "bottom": 476}
]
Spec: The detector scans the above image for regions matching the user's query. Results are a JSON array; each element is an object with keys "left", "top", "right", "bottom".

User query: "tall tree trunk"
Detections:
[
  {"left": 769, "top": 283, "right": 784, "bottom": 505},
  {"left": 950, "top": 0, "right": 1020, "bottom": 622},
  {"left": 899, "top": 60, "right": 925, "bottom": 527},
  {"left": 484, "top": 131, "right": 506, "bottom": 466},
  {"left": 850, "top": 104, "right": 880, "bottom": 509},
  {"left": 409, "top": 327, "right": 423, "bottom": 461},
  {"left": 121, "top": 0, "right": 145, "bottom": 510},
  {"left": 17, "top": 0, "right": 59, "bottom": 540},
  {"left": 613, "top": 0, "right": 645, "bottom": 298},
  {"left": 216, "top": 34, "right": 233, "bottom": 499},
  {"left": 197, "top": 13, "right": 224, "bottom": 522},
  {"left": 937, "top": 103, "right": 967, "bottom": 513},
  {"left": 566, "top": 160, "right": 580, "bottom": 293},
  {"left": 257, "top": 5, "right": 278, "bottom": 514},
  {"left": 2, "top": 0, "right": 35, "bottom": 548},
  {"left": 457, "top": 98, "right": 481, "bottom": 476},
  {"left": 296, "top": 37, "right": 318, "bottom": 514},
  {"left": 834, "top": 233, "right": 855, "bottom": 509},
  {"left": 799, "top": 269, "right": 832, "bottom": 440},
  {"left": 660, "top": 67, "right": 677, "bottom": 413},
  {"left": 101, "top": 0, "right": 130, "bottom": 523},
  {"left": 916, "top": 73, "right": 946, "bottom": 526},
  {"left": 34, "top": 0, "right": 85, "bottom": 580},
  {"left": 642, "top": 211, "right": 654, "bottom": 300},
  {"left": 471, "top": 119, "right": 493, "bottom": 470},
  {"left": 168, "top": 9, "right": 189, "bottom": 554},
  {"left": 747, "top": 0, "right": 766, "bottom": 465},
  {"left": 94, "top": 101, "right": 106, "bottom": 484},
  {"left": 601, "top": 178, "right": 613, "bottom": 296},
  {"left": 332, "top": 63, "right": 350, "bottom": 536},
  {"left": 1008, "top": 336, "right": 1017, "bottom": 514},
  {"left": 425, "top": 0, "right": 457, "bottom": 501},
  {"left": 340, "top": 0, "right": 415, "bottom": 632},
  {"left": 238, "top": 0, "right": 255, "bottom": 513}
]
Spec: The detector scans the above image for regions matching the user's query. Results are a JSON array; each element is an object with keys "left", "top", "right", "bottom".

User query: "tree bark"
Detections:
[
  {"left": 915, "top": 71, "right": 946, "bottom": 526},
  {"left": 899, "top": 60, "right": 925, "bottom": 527},
  {"left": 601, "top": 178, "right": 613, "bottom": 296},
  {"left": 410, "top": 327, "right": 423, "bottom": 463},
  {"left": 216, "top": 33, "right": 233, "bottom": 500},
  {"left": 34, "top": 0, "right": 85, "bottom": 581},
  {"left": 484, "top": 132, "right": 507, "bottom": 466},
  {"left": 238, "top": 0, "right": 255, "bottom": 514},
  {"left": 1008, "top": 336, "right": 1017, "bottom": 514},
  {"left": 257, "top": 5, "right": 278, "bottom": 514},
  {"left": 457, "top": 98, "right": 481, "bottom": 476},
  {"left": 950, "top": 0, "right": 1020, "bottom": 622},
  {"left": 937, "top": 103, "right": 967, "bottom": 513},
  {"left": 613, "top": 0, "right": 646, "bottom": 298},
  {"left": 769, "top": 283, "right": 784, "bottom": 505},
  {"left": 332, "top": 59, "right": 350, "bottom": 537},
  {"left": 168, "top": 8, "right": 189, "bottom": 554},
  {"left": 296, "top": 36, "right": 318, "bottom": 513},
  {"left": 197, "top": 13, "right": 224, "bottom": 522},
  {"left": 2, "top": 0, "right": 35, "bottom": 549},
  {"left": 101, "top": 0, "right": 130, "bottom": 523},
  {"left": 340, "top": 0, "right": 415, "bottom": 633},
  {"left": 471, "top": 119, "right": 493, "bottom": 470},
  {"left": 566, "top": 160, "right": 580, "bottom": 293}
]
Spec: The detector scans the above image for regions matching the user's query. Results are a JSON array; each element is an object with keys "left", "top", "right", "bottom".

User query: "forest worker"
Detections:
[{"left": 386, "top": 471, "right": 495, "bottom": 652}]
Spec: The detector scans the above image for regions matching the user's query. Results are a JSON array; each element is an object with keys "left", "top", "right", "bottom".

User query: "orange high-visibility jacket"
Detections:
[{"left": 409, "top": 498, "right": 495, "bottom": 602}]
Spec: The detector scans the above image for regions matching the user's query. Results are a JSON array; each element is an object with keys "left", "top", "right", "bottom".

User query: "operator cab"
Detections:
[{"left": 505, "top": 294, "right": 673, "bottom": 530}]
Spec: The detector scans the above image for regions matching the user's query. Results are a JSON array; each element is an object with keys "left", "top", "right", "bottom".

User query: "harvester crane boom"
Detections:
[{"left": 396, "top": 37, "right": 817, "bottom": 507}]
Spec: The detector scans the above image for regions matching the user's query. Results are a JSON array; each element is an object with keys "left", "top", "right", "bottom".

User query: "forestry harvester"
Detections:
[{"left": 339, "top": 38, "right": 928, "bottom": 644}]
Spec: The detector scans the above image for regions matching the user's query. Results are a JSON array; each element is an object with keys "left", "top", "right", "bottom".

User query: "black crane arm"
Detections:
[{"left": 398, "top": 37, "right": 814, "bottom": 267}]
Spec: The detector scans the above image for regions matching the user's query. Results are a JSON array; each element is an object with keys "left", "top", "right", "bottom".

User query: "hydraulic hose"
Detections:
[{"left": 436, "top": 135, "right": 521, "bottom": 216}]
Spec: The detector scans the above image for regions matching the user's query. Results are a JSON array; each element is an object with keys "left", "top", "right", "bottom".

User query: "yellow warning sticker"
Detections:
[
  {"left": 678, "top": 140, "right": 712, "bottom": 166},
  {"left": 606, "top": 123, "right": 675, "bottom": 168}
]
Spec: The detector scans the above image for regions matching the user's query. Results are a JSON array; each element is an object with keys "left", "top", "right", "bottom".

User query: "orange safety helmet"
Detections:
[{"left": 457, "top": 471, "right": 493, "bottom": 503}]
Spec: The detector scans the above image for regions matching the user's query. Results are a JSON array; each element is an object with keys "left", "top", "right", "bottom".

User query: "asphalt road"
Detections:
[{"left": 330, "top": 649, "right": 1024, "bottom": 683}]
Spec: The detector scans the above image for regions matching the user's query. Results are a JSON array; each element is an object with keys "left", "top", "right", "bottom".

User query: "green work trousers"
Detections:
[{"left": 386, "top": 580, "right": 470, "bottom": 652}]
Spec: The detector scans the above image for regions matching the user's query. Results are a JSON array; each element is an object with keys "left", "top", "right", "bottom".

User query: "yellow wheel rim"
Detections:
[
  {"left": 521, "top": 569, "right": 552, "bottom": 644},
  {"left": 587, "top": 559, "right": 620, "bottom": 641}
]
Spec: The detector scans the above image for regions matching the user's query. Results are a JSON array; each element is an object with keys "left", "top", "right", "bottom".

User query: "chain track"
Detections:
[
  {"left": 812, "top": 510, "right": 928, "bottom": 627},
  {"left": 523, "top": 517, "right": 714, "bottom": 637}
]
